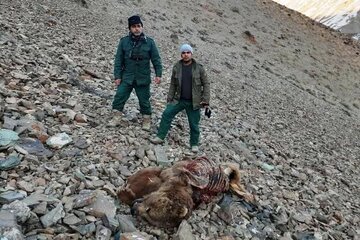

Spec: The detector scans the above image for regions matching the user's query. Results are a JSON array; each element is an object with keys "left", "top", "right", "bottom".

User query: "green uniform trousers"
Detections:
[
  {"left": 112, "top": 81, "right": 151, "bottom": 115},
  {"left": 157, "top": 100, "right": 200, "bottom": 147}
]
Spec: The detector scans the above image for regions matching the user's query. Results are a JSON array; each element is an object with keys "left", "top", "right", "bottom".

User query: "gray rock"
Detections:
[
  {"left": 40, "top": 202, "right": 65, "bottom": 227},
  {"left": 136, "top": 147, "right": 146, "bottom": 159},
  {"left": 16, "top": 138, "right": 53, "bottom": 158},
  {"left": 0, "top": 191, "right": 27, "bottom": 204},
  {"left": 102, "top": 215, "right": 119, "bottom": 232},
  {"left": 73, "top": 222, "right": 96, "bottom": 236},
  {"left": 1, "top": 200, "right": 31, "bottom": 223},
  {"left": 73, "top": 190, "right": 97, "bottom": 208},
  {"left": 21, "top": 193, "right": 59, "bottom": 206},
  {"left": 1, "top": 0, "right": 360, "bottom": 238},
  {"left": 0, "top": 210, "right": 24, "bottom": 240},
  {"left": 33, "top": 201, "right": 48, "bottom": 215},
  {"left": 63, "top": 213, "right": 82, "bottom": 225},
  {"left": 117, "top": 214, "right": 137, "bottom": 233},
  {"left": 154, "top": 145, "right": 171, "bottom": 166},
  {"left": 174, "top": 220, "right": 195, "bottom": 240},
  {"left": 74, "top": 138, "right": 89, "bottom": 149},
  {"left": 85, "top": 194, "right": 116, "bottom": 218},
  {"left": 3, "top": 116, "right": 18, "bottom": 130},
  {"left": 0, "top": 129, "right": 19, "bottom": 146},
  {"left": 16, "top": 180, "right": 34, "bottom": 192},
  {"left": 46, "top": 132, "right": 72, "bottom": 149},
  {"left": 0, "top": 154, "right": 21, "bottom": 170},
  {"left": 95, "top": 225, "right": 112, "bottom": 240},
  {"left": 119, "top": 232, "right": 154, "bottom": 240}
]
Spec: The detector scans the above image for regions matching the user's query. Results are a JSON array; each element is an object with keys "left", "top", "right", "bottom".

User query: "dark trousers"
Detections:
[
  {"left": 157, "top": 100, "right": 200, "bottom": 146},
  {"left": 112, "top": 81, "right": 151, "bottom": 115}
]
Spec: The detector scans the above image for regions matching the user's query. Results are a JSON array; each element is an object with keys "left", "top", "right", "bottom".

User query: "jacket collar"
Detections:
[
  {"left": 129, "top": 32, "right": 147, "bottom": 42},
  {"left": 178, "top": 58, "right": 197, "bottom": 65}
]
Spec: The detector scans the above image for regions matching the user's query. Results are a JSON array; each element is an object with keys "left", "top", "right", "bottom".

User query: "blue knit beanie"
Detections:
[{"left": 180, "top": 44, "right": 193, "bottom": 53}]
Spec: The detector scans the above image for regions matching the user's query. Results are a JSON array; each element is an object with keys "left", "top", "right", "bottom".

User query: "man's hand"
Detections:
[
  {"left": 200, "top": 102, "right": 209, "bottom": 107},
  {"left": 154, "top": 77, "right": 161, "bottom": 84},
  {"left": 115, "top": 79, "right": 121, "bottom": 86}
]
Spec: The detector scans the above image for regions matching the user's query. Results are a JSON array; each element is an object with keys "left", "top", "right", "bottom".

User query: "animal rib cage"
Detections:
[{"left": 181, "top": 156, "right": 230, "bottom": 203}]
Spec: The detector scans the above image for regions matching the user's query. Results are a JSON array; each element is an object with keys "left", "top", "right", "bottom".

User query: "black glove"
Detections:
[{"left": 204, "top": 107, "right": 211, "bottom": 118}]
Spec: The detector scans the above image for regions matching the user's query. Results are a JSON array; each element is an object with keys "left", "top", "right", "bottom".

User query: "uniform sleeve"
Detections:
[
  {"left": 150, "top": 40, "right": 163, "bottom": 78},
  {"left": 114, "top": 39, "right": 124, "bottom": 80},
  {"left": 200, "top": 66, "right": 210, "bottom": 104}
]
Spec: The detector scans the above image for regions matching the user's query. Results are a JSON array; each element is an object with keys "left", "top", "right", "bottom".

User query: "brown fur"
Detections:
[
  {"left": 135, "top": 176, "right": 194, "bottom": 228},
  {"left": 117, "top": 167, "right": 163, "bottom": 205},
  {"left": 118, "top": 157, "right": 254, "bottom": 227}
]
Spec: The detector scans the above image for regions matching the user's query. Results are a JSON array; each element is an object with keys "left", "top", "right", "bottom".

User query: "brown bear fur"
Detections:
[
  {"left": 117, "top": 161, "right": 191, "bottom": 206},
  {"left": 118, "top": 156, "right": 254, "bottom": 227},
  {"left": 133, "top": 175, "right": 194, "bottom": 228},
  {"left": 117, "top": 167, "right": 164, "bottom": 205}
]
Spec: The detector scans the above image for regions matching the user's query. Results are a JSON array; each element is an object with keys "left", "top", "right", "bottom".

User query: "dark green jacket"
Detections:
[
  {"left": 114, "top": 33, "right": 162, "bottom": 86},
  {"left": 168, "top": 59, "right": 210, "bottom": 110}
]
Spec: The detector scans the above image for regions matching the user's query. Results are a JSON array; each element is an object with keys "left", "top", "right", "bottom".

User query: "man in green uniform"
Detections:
[
  {"left": 150, "top": 44, "right": 210, "bottom": 153},
  {"left": 110, "top": 15, "right": 162, "bottom": 130}
]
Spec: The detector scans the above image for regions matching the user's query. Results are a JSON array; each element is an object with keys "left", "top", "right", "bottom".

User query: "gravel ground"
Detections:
[{"left": 0, "top": 0, "right": 359, "bottom": 239}]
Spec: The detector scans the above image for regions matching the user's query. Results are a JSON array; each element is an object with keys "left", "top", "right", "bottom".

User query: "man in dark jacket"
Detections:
[
  {"left": 110, "top": 15, "right": 162, "bottom": 130},
  {"left": 150, "top": 44, "right": 210, "bottom": 153}
]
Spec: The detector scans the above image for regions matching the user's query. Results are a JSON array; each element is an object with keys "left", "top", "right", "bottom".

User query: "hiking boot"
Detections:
[
  {"left": 150, "top": 136, "right": 164, "bottom": 144},
  {"left": 142, "top": 115, "right": 151, "bottom": 131},
  {"left": 107, "top": 110, "right": 124, "bottom": 127},
  {"left": 191, "top": 146, "right": 199, "bottom": 153}
]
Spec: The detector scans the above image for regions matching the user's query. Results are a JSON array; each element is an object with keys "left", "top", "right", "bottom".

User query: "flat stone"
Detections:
[
  {"left": 154, "top": 145, "right": 171, "bottom": 166},
  {"left": 73, "top": 222, "right": 96, "bottom": 236},
  {"left": 0, "top": 154, "right": 21, "bottom": 170},
  {"left": 0, "top": 191, "right": 27, "bottom": 204},
  {"left": 74, "top": 138, "right": 89, "bottom": 149},
  {"left": 117, "top": 215, "right": 137, "bottom": 233},
  {"left": 283, "top": 190, "right": 299, "bottom": 201},
  {"left": 119, "top": 232, "right": 154, "bottom": 240},
  {"left": 73, "top": 190, "right": 97, "bottom": 208},
  {"left": 33, "top": 201, "right": 48, "bottom": 215},
  {"left": 46, "top": 132, "right": 72, "bottom": 149},
  {"left": 0, "top": 210, "right": 24, "bottom": 239},
  {"left": 102, "top": 215, "right": 119, "bottom": 232},
  {"left": 40, "top": 202, "right": 65, "bottom": 227},
  {"left": 1, "top": 200, "right": 31, "bottom": 223},
  {"left": 95, "top": 225, "right": 112, "bottom": 240},
  {"left": 16, "top": 180, "right": 34, "bottom": 192},
  {"left": 63, "top": 213, "right": 82, "bottom": 225},
  {"left": 21, "top": 193, "right": 59, "bottom": 206},
  {"left": 0, "top": 129, "right": 19, "bottom": 146},
  {"left": 10, "top": 71, "right": 30, "bottom": 80},
  {"left": 174, "top": 220, "right": 196, "bottom": 240},
  {"left": 3, "top": 116, "right": 18, "bottom": 130},
  {"left": 16, "top": 138, "right": 53, "bottom": 158},
  {"left": 85, "top": 194, "right": 116, "bottom": 218}
]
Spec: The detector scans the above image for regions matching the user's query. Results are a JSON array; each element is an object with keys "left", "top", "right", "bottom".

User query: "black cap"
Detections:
[{"left": 128, "top": 15, "right": 143, "bottom": 29}]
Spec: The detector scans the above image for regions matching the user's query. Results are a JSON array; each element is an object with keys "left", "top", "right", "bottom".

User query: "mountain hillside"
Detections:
[
  {"left": 274, "top": 0, "right": 360, "bottom": 39},
  {"left": 0, "top": 0, "right": 359, "bottom": 239}
]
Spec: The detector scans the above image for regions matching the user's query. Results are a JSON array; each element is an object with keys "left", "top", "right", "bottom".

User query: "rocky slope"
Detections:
[{"left": 0, "top": 0, "right": 359, "bottom": 239}]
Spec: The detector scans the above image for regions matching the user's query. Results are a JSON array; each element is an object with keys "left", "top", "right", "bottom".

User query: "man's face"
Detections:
[
  {"left": 181, "top": 51, "right": 192, "bottom": 62},
  {"left": 130, "top": 24, "right": 143, "bottom": 36}
]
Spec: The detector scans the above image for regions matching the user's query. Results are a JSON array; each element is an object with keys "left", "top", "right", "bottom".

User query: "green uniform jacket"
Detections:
[
  {"left": 167, "top": 59, "right": 210, "bottom": 110},
  {"left": 114, "top": 34, "right": 162, "bottom": 86}
]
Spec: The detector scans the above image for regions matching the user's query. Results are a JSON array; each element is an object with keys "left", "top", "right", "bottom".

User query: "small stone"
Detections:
[
  {"left": 173, "top": 220, "right": 195, "bottom": 240},
  {"left": 63, "top": 213, "right": 82, "bottom": 225},
  {"left": 40, "top": 202, "right": 65, "bottom": 227},
  {"left": 154, "top": 145, "right": 171, "bottom": 166}
]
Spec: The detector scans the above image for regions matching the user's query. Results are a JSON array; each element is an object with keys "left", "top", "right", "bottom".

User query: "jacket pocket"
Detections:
[{"left": 193, "top": 73, "right": 201, "bottom": 85}]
